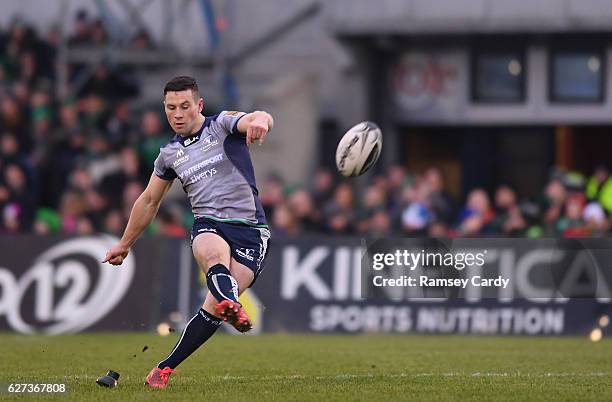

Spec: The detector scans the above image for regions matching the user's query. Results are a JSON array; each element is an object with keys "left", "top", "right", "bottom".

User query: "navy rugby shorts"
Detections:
[{"left": 191, "top": 217, "right": 271, "bottom": 286}]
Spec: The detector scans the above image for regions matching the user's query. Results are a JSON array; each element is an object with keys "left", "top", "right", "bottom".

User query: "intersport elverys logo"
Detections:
[{"left": 0, "top": 236, "right": 134, "bottom": 335}]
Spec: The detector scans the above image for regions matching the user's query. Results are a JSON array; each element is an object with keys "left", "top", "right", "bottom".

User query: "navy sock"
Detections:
[
  {"left": 157, "top": 308, "right": 221, "bottom": 369},
  {"left": 206, "top": 264, "right": 240, "bottom": 304}
]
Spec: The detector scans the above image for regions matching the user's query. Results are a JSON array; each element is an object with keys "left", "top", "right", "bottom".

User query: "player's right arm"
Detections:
[{"left": 102, "top": 174, "right": 173, "bottom": 265}]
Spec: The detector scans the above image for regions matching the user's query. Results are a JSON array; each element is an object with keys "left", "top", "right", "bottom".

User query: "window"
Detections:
[
  {"left": 472, "top": 52, "right": 525, "bottom": 103},
  {"left": 550, "top": 51, "right": 604, "bottom": 103}
]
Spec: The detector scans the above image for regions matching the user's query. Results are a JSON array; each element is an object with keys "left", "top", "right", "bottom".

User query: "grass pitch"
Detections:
[{"left": 2, "top": 332, "right": 611, "bottom": 401}]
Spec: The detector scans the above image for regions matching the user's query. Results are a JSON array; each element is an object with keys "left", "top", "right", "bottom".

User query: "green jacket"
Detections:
[{"left": 586, "top": 176, "right": 612, "bottom": 213}]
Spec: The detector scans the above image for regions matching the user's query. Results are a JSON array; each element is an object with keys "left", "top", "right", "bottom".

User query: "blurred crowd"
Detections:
[
  {"left": 1, "top": 18, "right": 612, "bottom": 239},
  {"left": 264, "top": 165, "right": 612, "bottom": 238},
  {"left": 0, "top": 15, "right": 170, "bottom": 236}
]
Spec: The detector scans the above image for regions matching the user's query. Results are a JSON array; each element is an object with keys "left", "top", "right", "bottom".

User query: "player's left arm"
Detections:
[{"left": 236, "top": 111, "right": 274, "bottom": 146}]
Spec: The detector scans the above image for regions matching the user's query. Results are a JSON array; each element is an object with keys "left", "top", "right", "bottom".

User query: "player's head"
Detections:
[{"left": 163, "top": 76, "right": 204, "bottom": 135}]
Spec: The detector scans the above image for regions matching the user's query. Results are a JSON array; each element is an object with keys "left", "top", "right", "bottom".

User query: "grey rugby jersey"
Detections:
[{"left": 153, "top": 111, "right": 267, "bottom": 226}]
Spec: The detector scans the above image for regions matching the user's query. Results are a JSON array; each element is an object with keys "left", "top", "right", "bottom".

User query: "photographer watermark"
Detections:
[
  {"left": 361, "top": 238, "right": 612, "bottom": 301},
  {"left": 371, "top": 249, "right": 509, "bottom": 289}
]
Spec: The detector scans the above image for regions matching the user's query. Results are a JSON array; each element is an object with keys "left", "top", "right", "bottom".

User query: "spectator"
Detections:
[
  {"left": 53, "top": 100, "right": 80, "bottom": 142},
  {"left": 122, "top": 180, "right": 144, "bottom": 220},
  {"left": 86, "top": 134, "right": 120, "bottom": 184},
  {"left": 586, "top": 165, "right": 612, "bottom": 214},
  {"left": 33, "top": 207, "right": 61, "bottom": 234},
  {"left": 0, "top": 96, "right": 27, "bottom": 149},
  {"left": 260, "top": 174, "right": 284, "bottom": 219},
  {"left": 80, "top": 64, "right": 138, "bottom": 100},
  {"left": 401, "top": 183, "right": 432, "bottom": 234},
  {"left": 100, "top": 147, "right": 143, "bottom": 209},
  {"left": 103, "top": 209, "right": 125, "bottom": 236},
  {"left": 542, "top": 179, "right": 567, "bottom": 234},
  {"left": 362, "top": 184, "right": 387, "bottom": 211},
  {"left": 12, "top": 81, "right": 30, "bottom": 109},
  {"left": 1, "top": 132, "right": 32, "bottom": 178},
  {"left": 39, "top": 25, "right": 59, "bottom": 80},
  {"left": 324, "top": 210, "right": 348, "bottom": 234},
  {"left": 68, "top": 166, "right": 94, "bottom": 192},
  {"left": 42, "top": 131, "right": 87, "bottom": 208},
  {"left": 287, "top": 189, "right": 320, "bottom": 232},
  {"left": 76, "top": 216, "right": 95, "bottom": 235},
  {"left": 30, "top": 86, "right": 53, "bottom": 146},
  {"left": 323, "top": 183, "right": 354, "bottom": 234},
  {"left": 357, "top": 184, "right": 388, "bottom": 234},
  {"left": 558, "top": 193, "right": 588, "bottom": 237},
  {"left": 272, "top": 202, "right": 299, "bottom": 237},
  {"left": 58, "top": 190, "right": 86, "bottom": 234},
  {"left": 428, "top": 221, "right": 449, "bottom": 237},
  {"left": 67, "top": 167, "right": 106, "bottom": 230},
  {"left": 2, "top": 163, "right": 34, "bottom": 231},
  {"left": 386, "top": 164, "right": 408, "bottom": 214},
  {"left": 583, "top": 201, "right": 608, "bottom": 234},
  {"left": 368, "top": 209, "right": 391, "bottom": 236},
  {"left": 18, "top": 51, "right": 37, "bottom": 86},
  {"left": 137, "top": 110, "right": 168, "bottom": 171},
  {"left": 79, "top": 92, "right": 108, "bottom": 131},
  {"left": 68, "top": 10, "right": 92, "bottom": 45},
  {"left": 90, "top": 19, "right": 108, "bottom": 46},
  {"left": 131, "top": 29, "right": 155, "bottom": 49},
  {"left": 490, "top": 185, "right": 526, "bottom": 235},
  {"left": 2, "top": 20, "right": 36, "bottom": 81},
  {"left": 457, "top": 188, "right": 494, "bottom": 235},
  {"left": 157, "top": 205, "right": 188, "bottom": 237},
  {"left": 423, "top": 167, "right": 456, "bottom": 225},
  {"left": 83, "top": 187, "right": 107, "bottom": 230},
  {"left": 310, "top": 168, "right": 334, "bottom": 209}
]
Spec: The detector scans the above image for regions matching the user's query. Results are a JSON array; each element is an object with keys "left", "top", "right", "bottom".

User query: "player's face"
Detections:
[{"left": 164, "top": 90, "right": 203, "bottom": 135}]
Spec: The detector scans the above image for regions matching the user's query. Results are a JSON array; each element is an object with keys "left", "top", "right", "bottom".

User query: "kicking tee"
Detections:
[{"left": 153, "top": 111, "right": 267, "bottom": 226}]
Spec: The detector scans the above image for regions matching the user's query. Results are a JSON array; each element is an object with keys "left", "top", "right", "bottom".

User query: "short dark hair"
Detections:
[{"left": 163, "top": 76, "right": 199, "bottom": 97}]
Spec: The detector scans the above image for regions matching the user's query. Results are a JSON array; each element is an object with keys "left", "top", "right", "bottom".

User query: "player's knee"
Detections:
[{"left": 200, "top": 249, "right": 225, "bottom": 270}]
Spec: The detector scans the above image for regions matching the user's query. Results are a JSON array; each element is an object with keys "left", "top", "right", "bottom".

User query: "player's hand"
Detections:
[
  {"left": 246, "top": 118, "right": 269, "bottom": 146},
  {"left": 102, "top": 243, "right": 130, "bottom": 266}
]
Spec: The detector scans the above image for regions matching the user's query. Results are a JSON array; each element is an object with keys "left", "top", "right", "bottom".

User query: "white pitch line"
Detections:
[
  {"left": 210, "top": 372, "right": 610, "bottom": 381},
  {"left": 44, "top": 372, "right": 611, "bottom": 382}
]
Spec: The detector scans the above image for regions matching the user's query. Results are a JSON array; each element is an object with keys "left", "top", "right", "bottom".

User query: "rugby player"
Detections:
[{"left": 102, "top": 76, "right": 273, "bottom": 389}]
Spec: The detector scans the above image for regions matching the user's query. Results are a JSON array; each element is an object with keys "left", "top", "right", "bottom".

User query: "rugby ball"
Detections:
[{"left": 335, "top": 121, "right": 382, "bottom": 177}]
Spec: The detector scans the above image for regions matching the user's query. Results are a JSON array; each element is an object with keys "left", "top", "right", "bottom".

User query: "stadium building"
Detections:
[{"left": 329, "top": 0, "right": 612, "bottom": 199}]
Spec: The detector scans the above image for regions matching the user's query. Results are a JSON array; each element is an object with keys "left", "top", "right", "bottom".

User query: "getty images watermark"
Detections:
[
  {"left": 371, "top": 248, "right": 510, "bottom": 288},
  {"left": 361, "top": 238, "right": 612, "bottom": 300}
]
